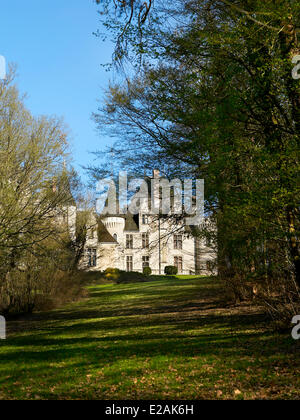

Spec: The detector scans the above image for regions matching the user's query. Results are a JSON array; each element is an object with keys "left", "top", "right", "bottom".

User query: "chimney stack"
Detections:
[
  {"left": 52, "top": 179, "right": 57, "bottom": 193},
  {"left": 153, "top": 169, "right": 160, "bottom": 179},
  {"left": 152, "top": 169, "right": 160, "bottom": 213}
]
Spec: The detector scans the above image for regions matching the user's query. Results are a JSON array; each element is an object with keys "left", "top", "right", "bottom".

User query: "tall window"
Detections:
[
  {"left": 142, "top": 256, "right": 150, "bottom": 269},
  {"left": 62, "top": 212, "right": 67, "bottom": 224},
  {"left": 113, "top": 233, "right": 118, "bottom": 242},
  {"left": 206, "top": 261, "right": 213, "bottom": 272},
  {"left": 174, "top": 234, "right": 183, "bottom": 250},
  {"left": 142, "top": 233, "right": 149, "bottom": 249},
  {"left": 126, "top": 234, "right": 133, "bottom": 249},
  {"left": 174, "top": 256, "right": 183, "bottom": 273},
  {"left": 142, "top": 214, "right": 149, "bottom": 225},
  {"left": 206, "top": 237, "right": 212, "bottom": 247},
  {"left": 88, "top": 248, "right": 97, "bottom": 267},
  {"left": 126, "top": 256, "right": 133, "bottom": 272}
]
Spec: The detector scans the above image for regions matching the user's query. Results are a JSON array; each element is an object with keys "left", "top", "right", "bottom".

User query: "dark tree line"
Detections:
[{"left": 90, "top": 1, "right": 300, "bottom": 322}]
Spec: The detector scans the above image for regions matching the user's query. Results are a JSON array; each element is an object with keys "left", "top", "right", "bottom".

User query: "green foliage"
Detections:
[
  {"left": 117, "top": 271, "right": 147, "bottom": 284},
  {"left": 143, "top": 266, "right": 152, "bottom": 276},
  {"left": 104, "top": 268, "right": 121, "bottom": 282},
  {"left": 104, "top": 267, "right": 121, "bottom": 275},
  {"left": 103, "top": 268, "right": 148, "bottom": 283},
  {"left": 93, "top": 0, "right": 300, "bottom": 317},
  {"left": 164, "top": 266, "right": 178, "bottom": 275}
]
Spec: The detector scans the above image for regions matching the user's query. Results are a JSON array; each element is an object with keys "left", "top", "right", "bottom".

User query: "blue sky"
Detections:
[{"left": 0, "top": 0, "right": 114, "bottom": 182}]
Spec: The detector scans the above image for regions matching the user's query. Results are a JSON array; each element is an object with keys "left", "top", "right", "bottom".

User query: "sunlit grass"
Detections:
[{"left": 0, "top": 276, "right": 298, "bottom": 400}]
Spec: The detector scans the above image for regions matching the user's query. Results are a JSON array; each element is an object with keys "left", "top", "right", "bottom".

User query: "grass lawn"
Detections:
[{"left": 0, "top": 275, "right": 299, "bottom": 400}]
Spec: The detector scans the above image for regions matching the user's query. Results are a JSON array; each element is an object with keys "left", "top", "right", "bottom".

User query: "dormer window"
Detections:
[
  {"left": 89, "top": 229, "right": 95, "bottom": 240},
  {"left": 142, "top": 214, "right": 149, "bottom": 225}
]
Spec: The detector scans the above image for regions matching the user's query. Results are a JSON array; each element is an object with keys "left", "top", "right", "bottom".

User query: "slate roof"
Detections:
[
  {"left": 124, "top": 214, "right": 139, "bottom": 232},
  {"left": 97, "top": 219, "right": 118, "bottom": 244}
]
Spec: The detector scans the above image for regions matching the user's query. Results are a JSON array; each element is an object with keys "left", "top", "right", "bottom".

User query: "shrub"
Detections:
[
  {"left": 164, "top": 266, "right": 178, "bottom": 275},
  {"left": 104, "top": 268, "right": 121, "bottom": 281},
  {"left": 104, "top": 267, "right": 120, "bottom": 275},
  {"left": 0, "top": 268, "right": 85, "bottom": 315},
  {"left": 143, "top": 267, "right": 152, "bottom": 276},
  {"left": 103, "top": 269, "right": 148, "bottom": 284},
  {"left": 116, "top": 271, "right": 147, "bottom": 284}
]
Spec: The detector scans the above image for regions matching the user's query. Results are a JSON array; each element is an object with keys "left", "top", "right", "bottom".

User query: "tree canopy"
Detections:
[{"left": 92, "top": 0, "right": 300, "bottom": 311}]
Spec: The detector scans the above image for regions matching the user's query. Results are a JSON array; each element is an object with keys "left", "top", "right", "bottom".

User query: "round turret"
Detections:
[{"left": 102, "top": 217, "right": 125, "bottom": 242}]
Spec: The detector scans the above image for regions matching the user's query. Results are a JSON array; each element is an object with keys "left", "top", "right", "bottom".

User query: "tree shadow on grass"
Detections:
[
  {"left": 0, "top": 317, "right": 286, "bottom": 372},
  {"left": 0, "top": 316, "right": 294, "bottom": 401},
  {"left": 1, "top": 277, "right": 297, "bottom": 399},
  {"left": 6, "top": 276, "right": 265, "bottom": 339}
]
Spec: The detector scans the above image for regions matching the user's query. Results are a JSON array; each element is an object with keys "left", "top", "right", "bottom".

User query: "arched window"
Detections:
[{"left": 113, "top": 233, "right": 118, "bottom": 242}]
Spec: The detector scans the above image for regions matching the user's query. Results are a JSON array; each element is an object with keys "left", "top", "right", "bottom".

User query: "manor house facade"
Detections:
[{"left": 75, "top": 171, "right": 217, "bottom": 276}]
